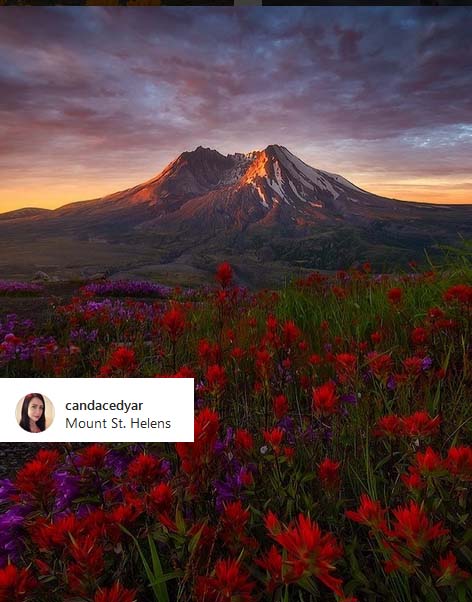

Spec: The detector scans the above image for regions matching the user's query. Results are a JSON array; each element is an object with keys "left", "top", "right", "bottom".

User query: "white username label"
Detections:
[{"left": 1, "top": 378, "right": 194, "bottom": 442}]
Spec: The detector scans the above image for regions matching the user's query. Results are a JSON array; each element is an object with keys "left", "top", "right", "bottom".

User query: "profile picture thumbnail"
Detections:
[{"left": 16, "top": 393, "right": 54, "bottom": 433}]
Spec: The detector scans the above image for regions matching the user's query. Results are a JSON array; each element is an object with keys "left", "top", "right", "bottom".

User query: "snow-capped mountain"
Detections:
[{"left": 0, "top": 145, "right": 470, "bottom": 278}]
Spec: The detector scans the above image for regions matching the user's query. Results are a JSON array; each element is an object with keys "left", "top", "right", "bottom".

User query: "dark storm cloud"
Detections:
[{"left": 0, "top": 6, "right": 471, "bottom": 207}]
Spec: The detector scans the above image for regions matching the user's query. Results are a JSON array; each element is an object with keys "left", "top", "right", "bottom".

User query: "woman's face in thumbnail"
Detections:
[{"left": 28, "top": 397, "right": 45, "bottom": 422}]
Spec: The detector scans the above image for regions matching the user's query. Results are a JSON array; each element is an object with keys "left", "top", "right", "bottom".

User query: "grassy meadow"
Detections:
[{"left": 0, "top": 245, "right": 471, "bottom": 602}]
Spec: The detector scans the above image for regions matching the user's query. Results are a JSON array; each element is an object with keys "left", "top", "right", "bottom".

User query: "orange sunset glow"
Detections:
[{"left": 1, "top": 7, "right": 471, "bottom": 213}]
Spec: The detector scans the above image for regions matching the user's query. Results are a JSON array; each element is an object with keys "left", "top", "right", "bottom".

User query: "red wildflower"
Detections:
[
  {"left": 387, "top": 287, "right": 403, "bottom": 305},
  {"left": 433, "top": 551, "right": 471, "bottom": 585},
  {"left": 77, "top": 444, "right": 108, "bottom": 469},
  {"left": 230, "top": 346, "right": 245, "bottom": 362},
  {"left": 206, "top": 364, "right": 227, "bottom": 393},
  {"left": 256, "top": 545, "right": 284, "bottom": 592},
  {"left": 335, "top": 353, "right": 357, "bottom": 383},
  {"left": 173, "top": 365, "right": 196, "bottom": 378},
  {"left": 31, "top": 514, "right": 79, "bottom": 549},
  {"left": 149, "top": 482, "right": 173, "bottom": 513},
  {"left": 446, "top": 446, "right": 472, "bottom": 480},
  {"left": 215, "top": 262, "right": 233, "bottom": 288},
  {"left": 0, "top": 564, "right": 37, "bottom": 602},
  {"left": 272, "top": 514, "right": 344, "bottom": 596},
  {"left": 367, "top": 352, "right": 393, "bottom": 379},
  {"left": 108, "top": 503, "right": 143, "bottom": 541},
  {"left": 196, "top": 558, "right": 255, "bottom": 602},
  {"left": 319, "top": 458, "right": 341, "bottom": 491},
  {"left": 94, "top": 582, "right": 137, "bottom": 602},
  {"left": 127, "top": 453, "right": 167, "bottom": 487},
  {"left": 402, "top": 356, "right": 424, "bottom": 377},
  {"left": 273, "top": 394, "right": 288, "bottom": 419},
  {"left": 255, "top": 348, "right": 272, "bottom": 378},
  {"left": 383, "top": 548, "right": 416, "bottom": 575},
  {"left": 221, "top": 500, "right": 250, "bottom": 536},
  {"left": 103, "top": 346, "right": 136, "bottom": 376},
  {"left": 410, "top": 327, "right": 428, "bottom": 346},
  {"left": 427, "top": 306, "right": 445, "bottom": 321},
  {"left": 263, "top": 428, "right": 284, "bottom": 454},
  {"left": 443, "top": 284, "right": 472, "bottom": 305},
  {"left": 401, "top": 411, "right": 441, "bottom": 438},
  {"left": 264, "top": 510, "right": 281, "bottom": 536},
  {"left": 198, "top": 339, "right": 222, "bottom": 366},
  {"left": 281, "top": 320, "right": 301, "bottom": 348},
  {"left": 370, "top": 331, "right": 383, "bottom": 345},
  {"left": 15, "top": 449, "right": 60, "bottom": 504},
  {"left": 162, "top": 305, "right": 186, "bottom": 342},
  {"left": 67, "top": 535, "right": 105, "bottom": 594},
  {"left": 234, "top": 429, "right": 254, "bottom": 453},
  {"left": 414, "top": 447, "right": 444, "bottom": 476},
  {"left": 345, "top": 494, "right": 387, "bottom": 532},
  {"left": 176, "top": 408, "right": 220, "bottom": 476},
  {"left": 312, "top": 381, "right": 339, "bottom": 416},
  {"left": 388, "top": 501, "right": 448, "bottom": 555},
  {"left": 401, "top": 467, "right": 425, "bottom": 492},
  {"left": 308, "top": 353, "right": 322, "bottom": 366}
]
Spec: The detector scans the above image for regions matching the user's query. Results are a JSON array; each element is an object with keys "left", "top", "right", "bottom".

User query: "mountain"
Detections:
[{"left": 0, "top": 145, "right": 471, "bottom": 284}]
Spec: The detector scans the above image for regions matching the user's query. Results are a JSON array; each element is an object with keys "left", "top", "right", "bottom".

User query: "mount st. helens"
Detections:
[{"left": 0, "top": 145, "right": 470, "bottom": 285}]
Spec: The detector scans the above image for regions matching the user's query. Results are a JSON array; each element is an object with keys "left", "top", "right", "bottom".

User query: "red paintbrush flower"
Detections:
[
  {"left": 255, "top": 347, "right": 272, "bottom": 378},
  {"left": 273, "top": 394, "right": 288, "bottom": 419},
  {"left": 312, "top": 381, "right": 339, "bottom": 417},
  {"left": 318, "top": 458, "right": 341, "bottom": 491},
  {"left": 15, "top": 449, "right": 60, "bottom": 504},
  {"left": 264, "top": 510, "right": 281, "bottom": 536},
  {"left": 31, "top": 514, "right": 79, "bottom": 549},
  {"left": 402, "top": 356, "right": 424, "bottom": 377},
  {"left": 149, "top": 482, "right": 173, "bottom": 514},
  {"left": 263, "top": 428, "right": 284, "bottom": 454},
  {"left": 433, "top": 551, "right": 471, "bottom": 585},
  {"left": 281, "top": 320, "right": 301, "bottom": 348},
  {"left": 414, "top": 447, "right": 444, "bottom": 476},
  {"left": 446, "top": 446, "right": 472, "bottom": 480},
  {"left": 127, "top": 453, "right": 167, "bottom": 487},
  {"left": 196, "top": 558, "right": 255, "bottom": 602},
  {"left": 0, "top": 565, "right": 37, "bottom": 602},
  {"left": 215, "top": 262, "right": 233, "bottom": 288},
  {"left": 335, "top": 353, "right": 357, "bottom": 383},
  {"left": 367, "top": 352, "right": 393, "bottom": 379},
  {"left": 272, "top": 514, "right": 344, "bottom": 596},
  {"left": 77, "top": 444, "right": 108, "bottom": 469},
  {"left": 256, "top": 545, "right": 283, "bottom": 593},
  {"left": 345, "top": 494, "right": 387, "bottom": 532},
  {"left": 102, "top": 346, "right": 137, "bottom": 376},
  {"left": 162, "top": 305, "right": 186, "bottom": 342},
  {"left": 375, "top": 416, "right": 397, "bottom": 439},
  {"left": 410, "top": 327, "right": 428, "bottom": 346},
  {"left": 443, "top": 284, "right": 472, "bottom": 305},
  {"left": 198, "top": 339, "right": 222, "bottom": 367},
  {"left": 370, "top": 330, "right": 383, "bottom": 345},
  {"left": 221, "top": 500, "right": 250, "bottom": 536},
  {"left": 234, "top": 428, "right": 254, "bottom": 453},
  {"left": 176, "top": 408, "right": 220, "bottom": 476},
  {"left": 387, "top": 287, "right": 403, "bottom": 305},
  {"left": 94, "top": 582, "right": 137, "bottom": 602},
  {"left": 401, "top": 411, "right": 441, "bottom": 438},
  {"left": 401, "top": 467, "right": 425, "bottom": 492},
  {"left": 388, "top": 501, "right": 448, "bottom": 555},
  {"left": 206, "top": 364, "right": 227, "bottom": 393}
]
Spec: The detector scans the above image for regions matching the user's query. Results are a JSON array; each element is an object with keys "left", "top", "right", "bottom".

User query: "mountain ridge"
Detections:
[{"left": 0, "top": 145, "right": 470, "bottom": 284}]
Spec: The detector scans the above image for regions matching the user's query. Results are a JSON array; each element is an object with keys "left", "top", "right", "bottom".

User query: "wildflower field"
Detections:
[{"left": 0, "top": 253, "right": 471, "bottom": 602}]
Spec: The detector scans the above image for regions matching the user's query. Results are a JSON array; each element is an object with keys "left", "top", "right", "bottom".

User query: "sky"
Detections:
[{"left": 1, "top": 6, "right": 471, "bottom": 213}]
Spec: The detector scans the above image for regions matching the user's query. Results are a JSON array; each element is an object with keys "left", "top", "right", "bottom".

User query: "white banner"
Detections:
[{"left": 1, "top": 378, "right": 194, "bottom": 442}]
